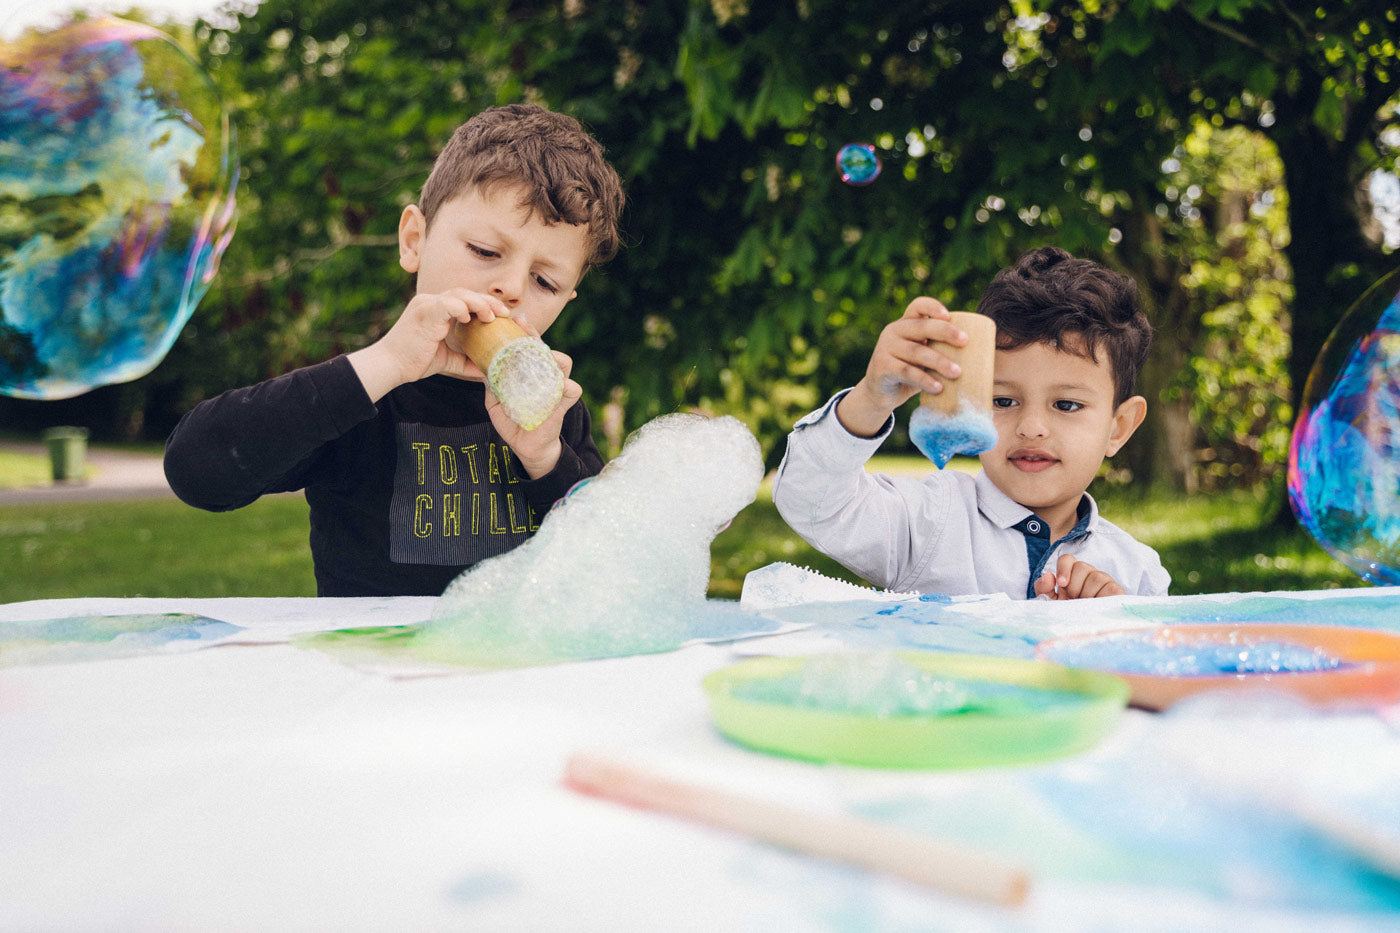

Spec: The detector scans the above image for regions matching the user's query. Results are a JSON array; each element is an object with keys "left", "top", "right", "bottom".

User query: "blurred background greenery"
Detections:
[
  {"left": 2, "top": 0, "right": 1397, "bottom": 597},
  {"left": 0, "top": 446, "right": 1361, "bottom": 601}
]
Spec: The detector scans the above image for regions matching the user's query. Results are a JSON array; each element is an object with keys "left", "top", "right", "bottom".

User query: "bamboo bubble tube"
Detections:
[{"left": 909, "top": 311, "right": 998, "bottom": 468}]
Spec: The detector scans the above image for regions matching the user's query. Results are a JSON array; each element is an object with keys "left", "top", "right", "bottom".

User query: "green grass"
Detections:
[
  {"left": 0, "top": 456, "right": 1364, "bottom": 603},
  {"left": 0, "top": 449, "right": 55, "bottom": 489},
  {"left": 1092, "top": 483, "right": 1361, "bottom": 595},
  {"left": 1, "top": 496, "right": 317, "bottom": 601}
]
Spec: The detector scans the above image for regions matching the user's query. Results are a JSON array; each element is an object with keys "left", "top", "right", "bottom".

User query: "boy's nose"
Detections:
[
  {"left": 489, "top": 268, "right": 525, "bottom": 305},
  {"left": 490, "top": 283, "right": 522, "bottom": 306},
  {"left": 1015, "top": 413, "right": 1048, "bottom": 438}
]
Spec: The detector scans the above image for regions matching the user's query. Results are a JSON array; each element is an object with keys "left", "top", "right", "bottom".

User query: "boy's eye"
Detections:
[
  {"left": 1054, "top": 400, "right": 1084, "bottom": 412},
  {"left": 467, "top": 243, "right": 498, "bottom": 259},
  {"left": 534, "top": 274, "right": 559, "bottom": 294},
  {"left": 992, "top": 397, "right": 1016, "bottom": 409}
]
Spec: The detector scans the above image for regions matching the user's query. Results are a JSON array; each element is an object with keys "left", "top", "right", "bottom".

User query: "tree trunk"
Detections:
[
  {"left": 1113, "top": 210, "right": 1195, "bottom": 492},
  {"left": 1120, "top": 328, "right": 1194, "bottom": 493}
]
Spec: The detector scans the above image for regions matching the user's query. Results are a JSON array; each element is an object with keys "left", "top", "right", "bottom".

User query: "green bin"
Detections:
[{"left": 42, "top": 426, "right": 89, "bottom": 483}]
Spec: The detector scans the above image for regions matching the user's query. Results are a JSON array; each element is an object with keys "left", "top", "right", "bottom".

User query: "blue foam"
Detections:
[{"left": 909, "top": 404, "right": 998, "bottom": 468}]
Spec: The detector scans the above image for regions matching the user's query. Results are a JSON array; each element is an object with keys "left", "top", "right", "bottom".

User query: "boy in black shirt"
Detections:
[{"left": 164, "top": 104, "right": 625, "bottom": 596}]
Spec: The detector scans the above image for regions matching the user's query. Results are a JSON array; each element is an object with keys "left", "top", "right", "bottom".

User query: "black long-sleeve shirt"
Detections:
[{"left": 164, "top": 355, "right": 603, "bottom": 596}]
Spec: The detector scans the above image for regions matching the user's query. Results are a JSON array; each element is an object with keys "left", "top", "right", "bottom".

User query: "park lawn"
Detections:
[
  {"left": 1, "top": 495, "right": 318, "bottom": 601},
  {"left": 0, "top": 459, "right": 1362, "bottom": 602},
  {"left": 0, "top": 448, "right": 61, "bottom": 489}
]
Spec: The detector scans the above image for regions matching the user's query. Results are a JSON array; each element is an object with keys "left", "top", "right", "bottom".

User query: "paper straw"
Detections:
[{"left": 563, "top": 751, "right": 1031, "bottom": 907}]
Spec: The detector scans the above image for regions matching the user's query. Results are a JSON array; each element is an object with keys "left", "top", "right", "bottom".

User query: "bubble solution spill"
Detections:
[
  {"left": 909, "top": 402, "right": 998, "bottom": 469},
  {"left": 0, "top": 612, "right": 240, "bottom": 666},
  {"left": 0, "top": 17, "right": 237, "bottom": 399},
  {"left": 728, "top": 652, "right": 1089, "bottom": 718},
  {"left": 1288, "top": 267, "right": 1400, "bottom": 584},
  {"left": 835, "top": 142, "right": 881, "bottom": 186},
  {"left": 1043, "top": 635, "right": 1346, "bottom": 677}
]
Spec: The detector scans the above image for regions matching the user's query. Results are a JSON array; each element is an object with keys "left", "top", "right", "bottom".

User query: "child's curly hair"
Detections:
[
  {"left": 418, "top": 103, "right": 624, "bottom": 271},
  {"left": 976, "top": 246, "right": 1152, "bottom": 405}
]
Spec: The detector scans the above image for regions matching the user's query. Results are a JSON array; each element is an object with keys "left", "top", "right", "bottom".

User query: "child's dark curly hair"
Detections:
[{"left": 975, "top": 246, "right": 1152, "bottom": 405}]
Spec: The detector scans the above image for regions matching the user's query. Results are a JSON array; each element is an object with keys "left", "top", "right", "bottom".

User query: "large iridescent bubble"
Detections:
[
  {"left": 0, "top": 16, "right": 236, "bottom": 399},
  {"left": 1288, "top": 267, "right": 1400, "bottom": 584}
]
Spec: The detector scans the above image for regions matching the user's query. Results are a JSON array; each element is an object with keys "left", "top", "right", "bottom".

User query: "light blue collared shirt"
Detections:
[{"left": 771, "top": 390, "right": 1171, "bottom": 599}]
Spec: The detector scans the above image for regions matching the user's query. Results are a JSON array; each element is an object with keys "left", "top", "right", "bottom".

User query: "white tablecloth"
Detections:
[{"left": 3, "top": 590, "right": 1399, "bottom": 931}]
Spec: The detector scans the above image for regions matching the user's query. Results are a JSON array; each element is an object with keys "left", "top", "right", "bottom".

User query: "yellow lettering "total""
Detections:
[{"left": 414, "top": 442, "right": 523, "bottom": 487}]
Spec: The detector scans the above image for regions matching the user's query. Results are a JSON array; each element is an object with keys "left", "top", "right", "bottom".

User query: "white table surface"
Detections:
[{"left": 3, "top": 592, "right": 1399, "bottom": 932}]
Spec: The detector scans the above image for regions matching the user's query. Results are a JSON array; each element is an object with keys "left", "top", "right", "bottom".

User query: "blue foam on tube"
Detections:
[{"left": 909, "top": 404, "right": 998, "bottom": 469}]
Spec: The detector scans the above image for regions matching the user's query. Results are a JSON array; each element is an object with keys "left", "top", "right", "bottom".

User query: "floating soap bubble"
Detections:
[
  {"left": 1288, "top": 267, "right": 1400, "bottom": 583},
  {"left": 0, "top": 16, "right": 237, "bottom": 399},
  {"left": 835, "top": 142, "right": 881, "bottom": 186}
]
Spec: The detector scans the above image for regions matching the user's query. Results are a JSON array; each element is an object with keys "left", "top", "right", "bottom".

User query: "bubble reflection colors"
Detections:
[
  {"left": 1288, "top": 268, "right": 1400, "bottom": 584},
  {"left": 835, "top": 142, "right": 881, "bottom": 186},
  {"left": 0, "top": 16, "right": 237, "bottom": 399}
]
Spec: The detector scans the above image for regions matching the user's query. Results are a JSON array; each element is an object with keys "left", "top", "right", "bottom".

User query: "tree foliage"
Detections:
[
  {"left": 15, "top": 0, "right": 1393, "bottom": 497},
  {"left": 1166, "top": 121, "right": 1292, "bottom": 490},
  {"left": 1074, "top": 0, "right": 1399, "bottom": 414}
]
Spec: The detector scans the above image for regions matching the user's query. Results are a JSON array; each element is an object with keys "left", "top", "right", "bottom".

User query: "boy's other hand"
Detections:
[
  {"left": 837, "top": 297, "right": 967, "bottom": 438},
  {"left": 1034, "top": 554, "right": 1126, "bottom": 600},
  {"left": 484, "top": 347, "right": 577, "bottom": 478},
  {"left": 349, "top": 288, "right": 508, "bottom": 403}
]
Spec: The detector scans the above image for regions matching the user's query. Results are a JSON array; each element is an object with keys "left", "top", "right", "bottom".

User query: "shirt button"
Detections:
[{"left": 1027, "top": 521, "right": 1041, "bottom": 534}]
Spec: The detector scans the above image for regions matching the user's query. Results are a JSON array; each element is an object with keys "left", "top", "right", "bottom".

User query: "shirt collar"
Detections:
[{"left": 974, "top": 469, "right": 1100, "bottom": 534}]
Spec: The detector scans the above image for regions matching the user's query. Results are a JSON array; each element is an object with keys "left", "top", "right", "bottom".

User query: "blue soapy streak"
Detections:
[
  {"left": 1125, "top": 593, "right": 1400, "bottom": 631},
  {"left": 1041, "top": 635, "right": 1346, "bottom": 676},
  {"left": 761, "top": 597, "right": 1044, "bottom": 658},
  {"left": 857, "top": 751, "right": 1400, "bottom": 912},
  {"left": 0, "top": 613, "right": 242, "bottom": 666}
]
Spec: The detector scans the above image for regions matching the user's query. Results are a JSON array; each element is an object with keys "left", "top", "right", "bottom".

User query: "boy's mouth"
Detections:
[{"left": 1008, "top": 449, "right": 1057, "bottom": 473}]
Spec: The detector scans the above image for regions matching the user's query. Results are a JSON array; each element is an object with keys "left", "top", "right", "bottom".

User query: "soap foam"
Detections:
[
  {"left": 488, "top": 337, "right": 565, "bottom": 430},
  {"left": 909, "top": 401, "right": 998, "bottom": 469},
  {"left": 417, "top": 413, "right": 766, "bottom": 666}
]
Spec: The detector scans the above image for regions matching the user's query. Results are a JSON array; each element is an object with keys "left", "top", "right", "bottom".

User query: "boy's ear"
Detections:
[
  {"left": 1105, "top": 395, "right": 1147, "bottom": 456},
  {"left": 398, "top": 205, "right": 426, "bottom": 274}
]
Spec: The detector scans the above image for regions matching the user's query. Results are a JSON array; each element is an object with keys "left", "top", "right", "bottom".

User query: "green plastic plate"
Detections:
[{"left": 703, "top": 652, "right": 1130, "bottom": 769}]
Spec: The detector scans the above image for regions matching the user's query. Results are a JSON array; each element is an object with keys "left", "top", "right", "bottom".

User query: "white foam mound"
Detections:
[{"left": 421, "top": 412, "right": 765, "bottom": 665}]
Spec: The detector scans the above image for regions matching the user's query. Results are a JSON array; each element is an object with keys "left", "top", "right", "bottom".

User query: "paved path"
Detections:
[{"left": 0, "top": 442, "right": 175, "bottom": 504}]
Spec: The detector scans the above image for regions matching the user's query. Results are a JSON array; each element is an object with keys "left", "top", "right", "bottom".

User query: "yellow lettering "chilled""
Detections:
[
  {"left": 411, "top": 492, "right": 542, "bottom": 537},
  {"left": 413, "top": 494, "right": 432, "bottom": 537}
]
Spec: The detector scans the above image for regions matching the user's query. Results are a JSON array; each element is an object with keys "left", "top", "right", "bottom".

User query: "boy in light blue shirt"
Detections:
[{"left": 773, "top": 247, "right": 1170, "bottom": 600}]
